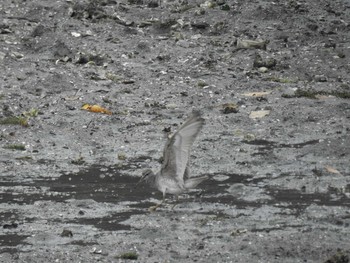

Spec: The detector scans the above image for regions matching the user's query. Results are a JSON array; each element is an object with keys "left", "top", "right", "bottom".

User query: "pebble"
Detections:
[
  {"left": 258, "top": 67, "right": 268, "bottom": 73},
  {"left": 314, "top": 75, "right": 327, "bottom": 82}
]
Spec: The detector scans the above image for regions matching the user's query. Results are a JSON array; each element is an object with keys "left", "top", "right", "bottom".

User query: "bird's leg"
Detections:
[
  {"left": 171, "top": 195, "right": 179, "bottom": 210},
  {"left": 148, "top": 201, "right": 162, "bottom": 212},
  {"left": 149, "top": 192, "right": 166, "bottom": 212}
]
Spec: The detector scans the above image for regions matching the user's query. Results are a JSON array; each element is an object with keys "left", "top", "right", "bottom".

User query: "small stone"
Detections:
[
  {"left": 237, "top": 39, "right": 267, "bottom": 50},
  {"left": 200, "top": 1, "right": 215, "bottom": 8},
  {"left": 166, "top": 103, "right": 177, "bottom": 109},
  {"left": 0, "top": 51, "right": 6, "bottom": 60},
  {"left": 118, "top": 153, "right": 126, "bottom": 160},
  {"left": 220, "top": 4, "right": 230, "bottom": 10},
  {"left": 191, "top": 21, "right": 209, "bottom": 30},
  {"left": 147, "top": 0, "right": 159, "bottom": 8},
  {"left": 197, "top": 80, "right": 208, "bottom": 87},
  {"left": 3, "top": 222, "right": 18, "bottom": 229},
  {"left": 176, "top": 40, "right": 191, "bottom": 48},
  {"left": 216, "top": 0, "right": 226, "bottom": 5},
  {"left": 122, "top": 79, "right": 135, "bottom": 84},
  {"left": 258, "top": 67, "right": 268, "bottom": 73},
  {"left": 314, "top": 75, "right": 327, "bottom": 82},
  {"left": 71, "top": 32, "right": 81, "bottom": 37},
  {"left": 253, "top": 54, "right": 276, "bottom": 68},
  {"left": 163, "top": 127, "right": 171, "bottom": 133},
  {"left": 173, "top": 32, "right": 184, "bottom": 41},
  {"left": 194, "top": 8, "right": 206, "bottom": 16},
  {"left": 222, "top": 103, "right": 239, "bottom": 114},
  {"left": 231, "top": 228, "right": 248, "bottom": 236},
  {"left": 60, "top": 229, "right": 73, "bottom": 237},
  {"left": 11, "top": 52, "right": 24, "bottom": 59}
]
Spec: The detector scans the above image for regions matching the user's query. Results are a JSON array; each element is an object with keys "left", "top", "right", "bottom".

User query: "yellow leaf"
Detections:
[
  {"left": 242, "top": 91, "right": 271, "bottom": 97},
  {"left": 324, "top": 165, "right": 341, "bottom": 175},
  {"left": 249, "top": 110, "right": 270, "bottom": 119},
  {"left": 81, "top": 104, "right": 112, "bottom": 115},
  {"left": 315, "top": 95, "right": 334, "bottom": 100},
  {"left": 81, "top": 104, "right": 90, "bottom": 110}
]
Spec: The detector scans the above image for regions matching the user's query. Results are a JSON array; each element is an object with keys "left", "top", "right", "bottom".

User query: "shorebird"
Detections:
[{"left": 138, "top": 112, "right": 208, "bottom": 211}]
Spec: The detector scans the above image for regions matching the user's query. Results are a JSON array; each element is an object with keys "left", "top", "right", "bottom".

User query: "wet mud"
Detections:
[{"left": 1, "top": 0, "right": 350, "bottom": 262}]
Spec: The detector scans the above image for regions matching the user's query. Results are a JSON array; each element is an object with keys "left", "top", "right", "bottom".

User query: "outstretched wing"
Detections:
[{"left": 160, "top": 112, "right": 205, "bottom": 187}]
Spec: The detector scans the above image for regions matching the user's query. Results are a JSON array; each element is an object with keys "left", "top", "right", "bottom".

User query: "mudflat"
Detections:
[{"left": 1, "top": 0, "right": 349, "bottom": 262}]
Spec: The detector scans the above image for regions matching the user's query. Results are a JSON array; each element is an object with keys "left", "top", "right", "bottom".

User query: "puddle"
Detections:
[
  {"left": 0, "top": 164, "right": 149, "bottom": 253},
  {"left": 1, "top": 164, "right": 349, "bottom": 254},
  {"left": 0, "top": 235, "right": 30, "bottom": 254},
  {"left": 50, "top": 165, "right": 141, "bottom": 203},
  {"left": 267, "top": 187, "right": 350, "bottom": 213},
  {"left": 0, "top": 165, "right": 145, "bottom": 205},
  {"left": 63, "top": 211, "right": 143, "bottom": 231},
  {"left": 243, "top": 139, "right": 320, "bottom": 150},
  {"left": 202, "top": 172, "right": 350, "bottom": 213},
  {"left": 200, "top": 173, "right": 263, "bottom": 208}
]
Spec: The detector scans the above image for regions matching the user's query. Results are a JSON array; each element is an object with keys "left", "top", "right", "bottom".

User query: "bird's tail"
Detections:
[{"left": 184, "top": 175, "right": 209, "bottom": 189}]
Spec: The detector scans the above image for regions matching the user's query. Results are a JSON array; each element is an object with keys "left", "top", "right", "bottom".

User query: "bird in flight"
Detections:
[{"left": 138, "top": 111, "right": 208, "bottom": 211}]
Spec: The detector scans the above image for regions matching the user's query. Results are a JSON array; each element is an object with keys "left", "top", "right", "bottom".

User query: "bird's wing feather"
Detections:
[{"left": 161, "top": 112, "right": 204, "bottom": 186}]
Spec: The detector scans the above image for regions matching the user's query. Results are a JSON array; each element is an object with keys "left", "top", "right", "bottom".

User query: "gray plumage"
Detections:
[{"left": 139, "top": 112, "right": 208, "bottom": 211}]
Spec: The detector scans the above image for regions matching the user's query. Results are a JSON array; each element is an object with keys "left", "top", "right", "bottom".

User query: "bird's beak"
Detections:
[{"left": 134, "top": 175, "right": 145, "bottom": 189}]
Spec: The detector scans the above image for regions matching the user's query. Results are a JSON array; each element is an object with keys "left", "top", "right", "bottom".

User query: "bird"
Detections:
[{"left": 138, "top": 111, "right": 208, "bottom": 211}]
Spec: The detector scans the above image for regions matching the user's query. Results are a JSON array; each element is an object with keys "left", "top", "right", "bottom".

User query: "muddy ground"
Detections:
[{"left": 1, "top": 0, "right": 350, "bottom": 262}]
